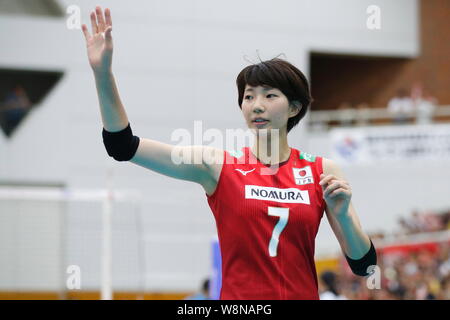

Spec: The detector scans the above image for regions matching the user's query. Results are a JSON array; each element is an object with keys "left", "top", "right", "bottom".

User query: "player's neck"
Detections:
[{"left": 250, "top": 138, "right": 291, "bottom": 166}]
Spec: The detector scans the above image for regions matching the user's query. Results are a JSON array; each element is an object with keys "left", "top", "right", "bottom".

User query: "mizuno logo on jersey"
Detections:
[
  {"left": 235, "top": 168, "right": 256, "bottom": 176},
  {"left": 293, "top": 166, "right": 314, "bottom": 185},
  {"left": 245, "top": 185, "right": 310, "bottom": 204}
]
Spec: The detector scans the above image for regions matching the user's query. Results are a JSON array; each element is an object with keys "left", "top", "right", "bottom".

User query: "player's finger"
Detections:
[
  {"left": 324, "top": 181, "right": 342, "bottom": 196},
  {"left": 105, "top": 26, "right": 113, "bottom": 43},
  {"left": 105, "top": 8, "right": 112, "bottom": 27},
  {"left": 329, "top": 187, "right": 349, "bottom": 197},
  {"left": 96, "top": 6, "right": 106, "bottom": 32},
  {"left": 90, "top": 11, "right": 98, "bottom": 34},
  {"left": 319, "top": 174, "right": 337, "bottom": 186},
  {"left": 81, "top": 24, "right": 91, "bottom": 41}
]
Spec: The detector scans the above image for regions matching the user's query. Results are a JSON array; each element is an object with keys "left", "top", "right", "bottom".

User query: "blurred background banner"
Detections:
[
  {"left": 210, "top": 237, "right": 221, "bottom": 300},
  {"left": 330, "top": 124, "right": 450, "bottom": 165}
]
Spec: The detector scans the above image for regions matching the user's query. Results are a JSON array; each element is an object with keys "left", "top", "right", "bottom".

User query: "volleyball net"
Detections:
[{"left": 0, "top": 185, "right": 143, "bottom": 300}]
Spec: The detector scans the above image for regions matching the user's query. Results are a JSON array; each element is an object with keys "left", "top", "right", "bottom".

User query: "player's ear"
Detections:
[{"left": 289, "top": 100, "right": 302, "bottom": 118}]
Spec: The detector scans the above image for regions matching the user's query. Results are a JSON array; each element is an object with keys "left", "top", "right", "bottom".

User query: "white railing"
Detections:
[
  {"left": 315, "top": 230, "right": 450, "bottom": 260},
  {"left": 373, "top": 229, "right": 450, "bottom": 249},
  {"left": 308, "top": 105, "right": 450, "bottom": 130}
]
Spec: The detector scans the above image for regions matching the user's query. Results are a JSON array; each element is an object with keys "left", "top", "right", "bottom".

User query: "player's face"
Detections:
[{"left": 242, "top": 85, "right": 293, "bottom": 133}]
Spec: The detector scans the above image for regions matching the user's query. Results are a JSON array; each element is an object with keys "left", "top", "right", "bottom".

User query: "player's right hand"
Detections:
[{"left": 81, "top": 6, "right": 113, "bottom": 74}]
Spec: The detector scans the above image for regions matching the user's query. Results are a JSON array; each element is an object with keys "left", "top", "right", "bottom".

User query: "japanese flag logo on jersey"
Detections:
[{"left": 293, "top": 166, "right": 314, "bottom": 185}]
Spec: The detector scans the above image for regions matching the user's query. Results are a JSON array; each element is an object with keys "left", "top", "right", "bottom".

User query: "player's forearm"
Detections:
[
  {"left": 335, "top": 213, "right": 371, "bottom": 260},
  {"left": 94, "top": 70, "right": 130, "bottom": 132}
]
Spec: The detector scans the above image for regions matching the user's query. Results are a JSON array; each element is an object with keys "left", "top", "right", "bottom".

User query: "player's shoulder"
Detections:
[
  {"left": 321, "top": 157, "right": 345, "bottom": 178},
  {"left": 297, "top": 150, "right": 337, "bottom": 176}
]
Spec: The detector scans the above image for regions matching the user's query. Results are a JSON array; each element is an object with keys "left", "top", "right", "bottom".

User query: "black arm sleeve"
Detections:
[
  {"left": 102, "top": 123, "right": 140, "bottom": 162},
  {"left": 344, "top": 239, "right": 377, "bottom": 277}
]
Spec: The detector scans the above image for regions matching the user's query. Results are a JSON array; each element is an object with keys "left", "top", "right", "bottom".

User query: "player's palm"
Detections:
[{"left": 82, "top": 6, "right": 113, "bottom": 74}]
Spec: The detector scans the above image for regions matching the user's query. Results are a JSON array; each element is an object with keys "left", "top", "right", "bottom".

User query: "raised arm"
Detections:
[
  {"left": 82, "top": 6, "right": 127, "bottom": 131},
  {"left": 82, "top": 6, "right": 223, "bottom": 189}
]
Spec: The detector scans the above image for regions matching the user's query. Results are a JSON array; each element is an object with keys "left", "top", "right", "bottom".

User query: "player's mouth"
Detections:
[{"left": 252, "top": 118, "right": 269, "bottom": 127}]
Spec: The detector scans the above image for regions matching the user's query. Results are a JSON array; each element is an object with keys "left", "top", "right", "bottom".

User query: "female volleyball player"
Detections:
[{"left": 82, "top": 6, "right": 376, "bottom": 300}]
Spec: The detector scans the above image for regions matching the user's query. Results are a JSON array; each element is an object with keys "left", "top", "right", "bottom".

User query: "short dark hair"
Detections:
[{"left": 236, "top": 57, "right": 313, "bottom": 133}]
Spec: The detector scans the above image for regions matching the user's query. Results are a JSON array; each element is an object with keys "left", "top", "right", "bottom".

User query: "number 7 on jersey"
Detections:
[{"left": 268, "top": 207, "right": 289, "bottom": 257}]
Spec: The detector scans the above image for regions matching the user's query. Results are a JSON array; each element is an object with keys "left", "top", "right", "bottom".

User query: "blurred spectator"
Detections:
[
  {"left": 397, "top": 209, "right": 449, "bottom": 235},
  {"left": 387, "top": 88, "right": 414, "bottom": 124},
  {"left": 398, "top": 217, "right": 413, "bottom": 235},
  {"left": 328, "top": 207, "right": 450, "bottom": 300},
  {"left": 414, "top": 87, "right": 438, "bottom": 125},
  {"left": 367, "top": 231, "right": 385, "bottom": 241},
  {"left": 355, "top": 102, "right": 371, "bottom": 127},
  {"left": 340, "top": 243, "right": 450, "bottom": 300},
  {"left": 439, "top": 275, "right": 450, "bottom": 300},
  {"left": 184, "top": 278, "right": 210, "bottom": 300},
  {"left": 319, "top": 271, "right": 347, "bottom": 300},
  {"left": 411, "top": 210, "right": 427, "bottom": 233},
  {"left": 0, "top": 85, "right": 32, "bottom": 135},
  {"left": 438, "top": 244, "right": 450, "bottom": 279}
]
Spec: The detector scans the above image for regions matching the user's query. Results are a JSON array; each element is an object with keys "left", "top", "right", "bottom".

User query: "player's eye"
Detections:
[{"left": 244, "top": 94, "right": 276, "bottom": 100}]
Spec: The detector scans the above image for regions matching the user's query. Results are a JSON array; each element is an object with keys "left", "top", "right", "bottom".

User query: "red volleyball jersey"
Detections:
[{"left": 206, "top": 146, "right": 326, "bottom": 300}]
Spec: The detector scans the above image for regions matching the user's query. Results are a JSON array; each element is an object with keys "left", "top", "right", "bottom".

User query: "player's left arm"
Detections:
[{"left": 320, "top": 157, "right": 373, "bottom": 264}]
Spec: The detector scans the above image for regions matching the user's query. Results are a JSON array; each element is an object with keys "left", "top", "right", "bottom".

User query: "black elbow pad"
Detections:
[
  {"left": 345, "top": 239, "right": 377, "bottom": 277},
  {"left": 102, "top": 123, "right": 140, "bottom": 161}
]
